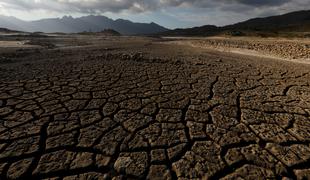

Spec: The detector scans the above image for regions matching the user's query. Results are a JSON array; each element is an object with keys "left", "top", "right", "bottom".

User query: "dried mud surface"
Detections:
[{"left": 0, "top": 35, "right": 310, "bottom": 179}]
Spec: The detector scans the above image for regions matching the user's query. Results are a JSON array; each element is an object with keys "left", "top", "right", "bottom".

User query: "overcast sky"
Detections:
[{"left": 0, "top": 0, "right": 309, "bottom": 28}]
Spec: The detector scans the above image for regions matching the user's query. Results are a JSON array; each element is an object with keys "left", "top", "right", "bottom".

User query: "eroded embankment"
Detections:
[{"left": 163, "top": 37, "right": 310, "bottom": 62}]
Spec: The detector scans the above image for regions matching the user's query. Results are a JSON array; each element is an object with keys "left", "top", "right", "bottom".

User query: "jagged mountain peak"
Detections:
[{"left": 0, "top": 15, "right": 169, "bottom": 35}]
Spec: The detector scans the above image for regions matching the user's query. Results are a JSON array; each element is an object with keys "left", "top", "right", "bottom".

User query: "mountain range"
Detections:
[
  {"left": 161, "top": 10, "right": 310, "bottom": 37},
  {"left": 0, "top": 15, "right": 168, "bottom": 35},
  {"left": 0, "top": 10, "right": 309, "bottom": 36}
]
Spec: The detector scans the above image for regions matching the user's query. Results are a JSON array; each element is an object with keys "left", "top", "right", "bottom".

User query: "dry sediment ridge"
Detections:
[{"left": 167, "top": 37, "right": 310, "bottom": 61}]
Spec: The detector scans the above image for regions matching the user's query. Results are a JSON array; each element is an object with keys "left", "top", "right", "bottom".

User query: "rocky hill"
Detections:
[
  {"left": 0, "top": 28, "right": 20, "bottom": 33},
  {"left": 161, "top": 10, "right": 310, "bottom": 37}
]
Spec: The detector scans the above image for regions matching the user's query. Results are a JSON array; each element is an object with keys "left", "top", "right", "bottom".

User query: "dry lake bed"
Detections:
[{"left": 0, "top": 34, "right": 310, "bottom": 179}]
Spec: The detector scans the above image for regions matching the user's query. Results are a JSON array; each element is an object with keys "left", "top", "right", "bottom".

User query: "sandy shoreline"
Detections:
[{"left": 0, "top": 40, "right": 38, "bottom": 48}]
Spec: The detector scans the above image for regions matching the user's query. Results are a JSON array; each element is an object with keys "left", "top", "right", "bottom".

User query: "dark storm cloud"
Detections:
[
  {"left": 232, "top": 0, "right": 290, "bottom": 6},
  {"left": 0, "top": 0, "right": 299, "bottom": 13}
]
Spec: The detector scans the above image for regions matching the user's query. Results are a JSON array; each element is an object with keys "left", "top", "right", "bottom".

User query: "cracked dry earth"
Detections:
[{"left": 1, "top": 37, "right": 310, "bottom": 180}]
